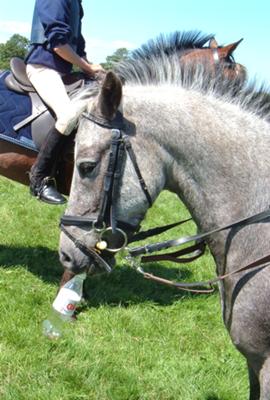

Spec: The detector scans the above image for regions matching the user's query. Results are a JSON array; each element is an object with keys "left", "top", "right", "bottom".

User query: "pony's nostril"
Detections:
[
  {"left": 60, "top": 251, "right": 72, "bottom": 266},
  {"left": 59, "top": 250, "right": 86, "bottom": 273}
]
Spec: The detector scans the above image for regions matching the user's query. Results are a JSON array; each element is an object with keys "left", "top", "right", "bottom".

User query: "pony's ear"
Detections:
[
  {"left": 98, "top": 71, "right": 122, "bottom": 120},
  {"left": 220, "top": 38, "right": 243, "bottom": 57},
  {"left": 209, "top": 37, "right": 218, "bottom": 48}
]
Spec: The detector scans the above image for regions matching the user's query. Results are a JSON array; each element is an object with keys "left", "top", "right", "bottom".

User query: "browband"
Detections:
[{"left": 82, "top": 110, "right": 125, "bottom": 130}]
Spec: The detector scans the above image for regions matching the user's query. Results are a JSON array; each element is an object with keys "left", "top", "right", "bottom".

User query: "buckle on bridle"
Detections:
[{"left": 93, "top": 220, "right": 106, "bottom": 232}]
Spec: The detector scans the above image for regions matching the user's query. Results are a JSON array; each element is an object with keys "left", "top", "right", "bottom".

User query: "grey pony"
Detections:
[{"left": 59, "top": 52, "right": 270, "bottom": 400}]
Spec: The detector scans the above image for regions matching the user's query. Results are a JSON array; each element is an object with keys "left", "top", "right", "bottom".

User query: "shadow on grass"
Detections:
[
  {"left": 0, "top": 244, "right": 63, "bottom": 283},
  {"left": 0, "top": 244, "right": 216, "bottom": 306},
  {"left": 205, "top": 394, "right": 230, "bottom": 400},
  {"left": 84, "top": 261, "right": 216, "bottom": 307}
]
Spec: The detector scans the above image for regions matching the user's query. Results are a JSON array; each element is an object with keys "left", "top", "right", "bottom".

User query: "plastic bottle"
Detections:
[{"left": 42, "top": 272, "right": 87, "bottom": 339}]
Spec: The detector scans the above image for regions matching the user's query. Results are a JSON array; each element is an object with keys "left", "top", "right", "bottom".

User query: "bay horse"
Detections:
[
  {"left": 58, "top": 45, "right": 270, "bottom": 398},
  {"left": 0, "top": 31, "right": 245, "bottom": 195}
]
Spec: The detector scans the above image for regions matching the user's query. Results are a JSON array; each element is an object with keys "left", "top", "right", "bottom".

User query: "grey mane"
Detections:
[{"left": 115, "top": 53, "right": 270, "bottom": 121}]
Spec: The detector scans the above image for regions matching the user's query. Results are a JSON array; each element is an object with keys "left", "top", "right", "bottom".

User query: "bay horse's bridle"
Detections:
[
  {"left": 211, "top": 48, "right": 237, "bottom": 72},
  {"left": 181, "top": 47, "right": 238, "bottom": 73}
]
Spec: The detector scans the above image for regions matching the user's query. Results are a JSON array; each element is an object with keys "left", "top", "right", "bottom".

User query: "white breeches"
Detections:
[{"left": 26, "top": 64, "right": 79, "bottom": 135}]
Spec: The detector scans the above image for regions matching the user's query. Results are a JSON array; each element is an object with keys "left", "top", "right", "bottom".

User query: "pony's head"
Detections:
[{"left": 59, "top": 72, "right": 157, "bottom": 273}]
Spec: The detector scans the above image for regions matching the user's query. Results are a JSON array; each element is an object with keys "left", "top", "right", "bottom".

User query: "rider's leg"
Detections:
[
  {"left": 29, "top": 126, "right": 67, "bottom": 204},
  {"left": 26, "top": 64, "right": 79, "bottom": 204}
]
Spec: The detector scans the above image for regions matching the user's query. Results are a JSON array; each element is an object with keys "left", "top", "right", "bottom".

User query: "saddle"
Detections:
[
  {"left": 4, "top": 57, "right": 86, "bottom": 150},
  {"left": 5, "top": 57, "right": 85, "bottom": 94}
]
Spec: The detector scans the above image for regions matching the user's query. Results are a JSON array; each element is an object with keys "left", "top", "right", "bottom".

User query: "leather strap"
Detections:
[
  {"left": 96, "top": 129, "right": 122, "bottom": 229},
  {"left": 137, "top": 251, "right": 270, "bottom": 293},
  {"left": 141, "top": 241, "right": 205, "bottom": 264},
  {"left": 110, "top": 131, "right": 126, "bottom": 231},
  {"left": 61, "top": 224, "right": 112, "bottom": 273},
  {"left": 129, "top": 218, "right": 192, "bottom": 243},
  {"left": 128, "top": 208, "right": 270, "bottom": 257},
  {"left": 82, "top": 111, "right": 125, "bottom": 130},
  {"left": 123, "top": 136, "right": 153, "bottom": 206}
]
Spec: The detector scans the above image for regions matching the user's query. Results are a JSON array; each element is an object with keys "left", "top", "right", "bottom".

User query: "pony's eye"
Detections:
[{"left": 78, "top": 161, "right": 98, "bottom": 178}]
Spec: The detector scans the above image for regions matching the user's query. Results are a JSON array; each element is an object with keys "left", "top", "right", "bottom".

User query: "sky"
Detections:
[{"left": 0, "top": 0, "right": 269, "bottom": 85}]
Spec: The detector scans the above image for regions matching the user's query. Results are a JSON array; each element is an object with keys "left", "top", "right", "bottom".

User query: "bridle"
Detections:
[
  {"left": 60, "top": 109, "right": 270, "bottom": 293},
  {"left": 182, "top": 48, "right": 237, "bottom": 72},
  {"left": 211, "top": 49, "right": 239, "bottom": 76},
  {"left": 60, "top": 110, "right": 153, "bottom": 270}
]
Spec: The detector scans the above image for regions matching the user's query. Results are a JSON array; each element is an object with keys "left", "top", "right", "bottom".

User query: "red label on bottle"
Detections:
[{"left": 66, "top": 303, "right": 76, "bottom": 311}]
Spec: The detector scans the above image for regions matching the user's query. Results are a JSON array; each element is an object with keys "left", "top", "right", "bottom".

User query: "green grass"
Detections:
[{"left": 0, "top": 176, "right": 248, "bottom": 399}]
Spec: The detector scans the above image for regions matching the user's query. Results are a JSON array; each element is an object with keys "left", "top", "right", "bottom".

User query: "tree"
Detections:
[
  {"left": 101, "top": 47, "right": 130, "bottom": 70},
  {"left": 0, "top": 34, "right": 30, "bottom": 70}
]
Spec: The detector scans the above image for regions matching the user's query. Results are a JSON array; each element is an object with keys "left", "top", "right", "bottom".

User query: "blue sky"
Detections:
[{"left": 0, "top": 0, "right": 269, "bottom": 84}]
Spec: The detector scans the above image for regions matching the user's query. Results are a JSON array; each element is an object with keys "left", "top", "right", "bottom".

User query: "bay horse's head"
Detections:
[
  {"left": 180, "top": 37, "right": 246, "bottom": 81},
  {"left": 59, "top": 72, "right": 153, "bottom": 273}
]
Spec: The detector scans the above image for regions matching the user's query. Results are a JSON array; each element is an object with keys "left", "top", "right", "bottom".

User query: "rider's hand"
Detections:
[{"left": 83, "top": 63, "right": 105, "bottom": 78}]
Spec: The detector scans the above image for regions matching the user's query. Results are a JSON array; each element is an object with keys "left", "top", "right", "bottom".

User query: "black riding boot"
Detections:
[{"left": 30, "top": 127, "right": 67, "bottom": 205}]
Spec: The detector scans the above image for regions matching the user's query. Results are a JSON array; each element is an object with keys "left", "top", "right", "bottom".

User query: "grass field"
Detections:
[{"left": 0, "top": 176, "right": 248, "bottom": 399}]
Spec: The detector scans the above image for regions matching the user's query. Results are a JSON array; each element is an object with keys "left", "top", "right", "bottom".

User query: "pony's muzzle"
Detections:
[{"left": 96, "top": 227, "right": 128, "bottom": 253}]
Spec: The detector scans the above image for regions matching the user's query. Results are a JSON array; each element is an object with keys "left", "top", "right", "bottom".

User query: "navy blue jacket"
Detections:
[{"left": 26, "top": 0, "right": 86, "bottom": 74}]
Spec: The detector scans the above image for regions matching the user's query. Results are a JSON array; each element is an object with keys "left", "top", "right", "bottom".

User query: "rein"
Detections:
[
  {"left": 128, "top": 208, "right": 270, "bottom": 293},
  {"left": 133, "top": 252, "right": 270, "bottom": 294},
  {"left": 128, "top": 208, "right": 270, "bottom": 257},
  {"left": 60, "top": 111, "right": 270, "bottom": 293}
]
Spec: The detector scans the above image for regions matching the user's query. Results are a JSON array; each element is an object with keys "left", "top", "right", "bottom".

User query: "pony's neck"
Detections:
[{"left": 126, "top": 86, "right": 270, "bottom": 231}]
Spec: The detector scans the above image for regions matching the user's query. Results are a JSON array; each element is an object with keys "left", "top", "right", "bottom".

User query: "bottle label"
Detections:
[{"left": 52, "top": 288, "right": 80, "bottom": 316}]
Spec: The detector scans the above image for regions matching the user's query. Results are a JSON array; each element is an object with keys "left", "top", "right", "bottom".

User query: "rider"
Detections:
[{"left": 26, "top": 0, "right": 104, "bottom": 205}]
